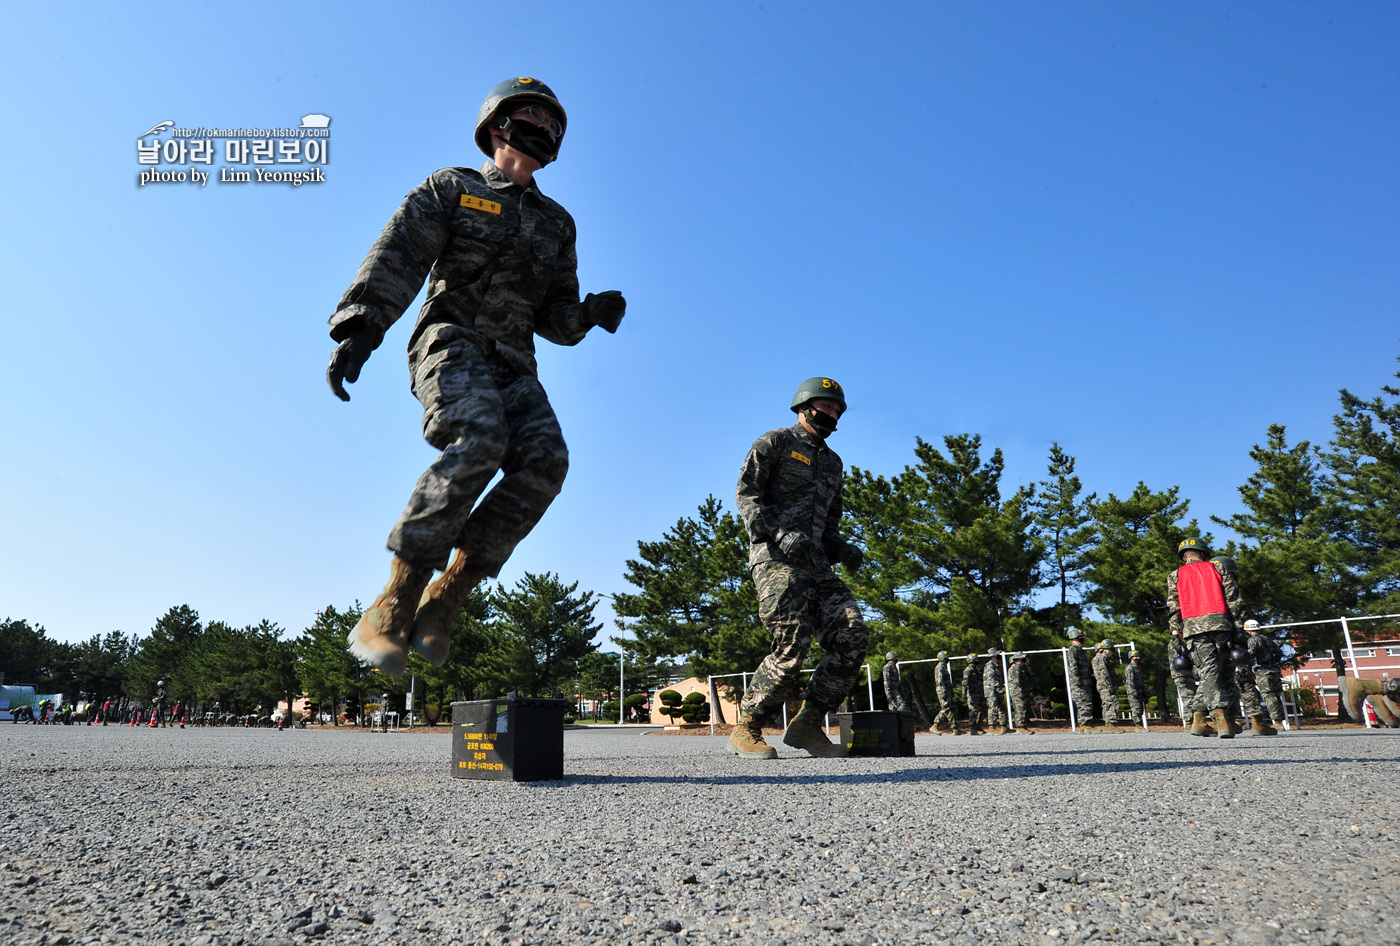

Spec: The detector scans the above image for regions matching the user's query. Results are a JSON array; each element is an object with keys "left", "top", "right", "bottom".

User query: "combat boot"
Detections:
[
  {"left": 1250, "top": 714, "right": 1278, "bottom": 736},
  {"left": 727, "top": 712, "right": 776, "bottom": 760},
  {"left": 1225, "top": 714, "right": 1243, "bottom": 736},
  {"left": 1210, "top": 709, "right": 1235, "bottom": 739},
  {"left": 1189, "top": 711, "right": 1216, "bottom": 737},
  {"left": 410, "top": 548, "right": 486, "bottom": 666},
  {"left": 782, "top": 702, "right": 848, "bottom": 758},
  {"left": 347, "top": 557, "right": 434, "bottom": 678},
  {"left": 1102, "top": 718, "right": 1121, "bottom": 733}
]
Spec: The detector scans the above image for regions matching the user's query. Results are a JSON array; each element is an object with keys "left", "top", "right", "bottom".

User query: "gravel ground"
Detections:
[{"left": 2, "top": 724, "right": 1395, "bottom": 946}]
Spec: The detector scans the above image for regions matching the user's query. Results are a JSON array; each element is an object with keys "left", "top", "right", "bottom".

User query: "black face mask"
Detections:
[
  {"left": 499, "top": 118, "right": 559, "bottom": 165},
  {"left": 803, "top": 407, "right": 838, "bottom": 437}
]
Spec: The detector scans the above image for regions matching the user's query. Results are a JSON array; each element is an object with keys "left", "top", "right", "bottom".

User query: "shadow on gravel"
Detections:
[{"left": 561, "top": 754, "right": 1383, "bottom": 786}]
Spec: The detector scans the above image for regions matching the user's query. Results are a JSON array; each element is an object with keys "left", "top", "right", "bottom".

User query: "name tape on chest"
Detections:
[
  {"left": 460, "top": 194, "right": 502, "bottom": 214},
  {"left": 790, "top": 450, "right": 811, "bottom": 465}
]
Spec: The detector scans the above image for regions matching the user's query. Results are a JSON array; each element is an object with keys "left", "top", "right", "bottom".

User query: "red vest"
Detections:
[{"left": 1178, "top": 560, "right": 1227, "bottom": 618}]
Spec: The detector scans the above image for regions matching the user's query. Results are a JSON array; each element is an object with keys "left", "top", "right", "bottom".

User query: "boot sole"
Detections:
[
  {"left": 409, "top": 601, "right": 452, "bottom": 667},
  {"left": 346, "top": 625, "right": 408, "bottom": 678}
]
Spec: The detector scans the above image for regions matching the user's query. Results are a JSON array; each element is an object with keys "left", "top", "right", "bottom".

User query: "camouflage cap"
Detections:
[
  {"left": 987, "top": 647, "right": 1000, "bottom": 655},
  {"left": 1011, "top": 652, "right": 1026, "bottom": 661},
  {"left": 1178, "top": 537, "right": 1212, "bottom": 558}
]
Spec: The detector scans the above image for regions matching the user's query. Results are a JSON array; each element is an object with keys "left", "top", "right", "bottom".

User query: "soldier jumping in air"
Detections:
[
  {"left": 729, "top": 378, "right": 868, "bottom": 759},
  {"left": 328, "top": 78, "right": 626, "bottom": 676}
]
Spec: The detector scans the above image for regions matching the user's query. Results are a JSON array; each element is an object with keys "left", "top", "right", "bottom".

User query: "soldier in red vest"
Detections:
[{"left": 1167, "top": 538, "right": 1247, "bottom": 739}]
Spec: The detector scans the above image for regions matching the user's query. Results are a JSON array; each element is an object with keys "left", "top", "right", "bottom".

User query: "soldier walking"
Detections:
[
  {"left": 1066, "top": 628, "right": 1097, "bottom": 732},
  {"left": 882, "top": 652, "right": 911, "bottom": 714},
  {"left": 1167, "top": 538, "right": 1248, "bottom": 738},
  {"left": 983, "top": 648, "right": 1009, "bottom": 734},
  {"left": 1168, "top": 632, "right": 1201, "bottom": 727},
  {"left": 1092, "top": 640, "right": 1122, "bottom": 732},
  {"left": 1007, "top": 652, "right": 1034, "bottom": 733},
  {"left": 728, "top": 378, "right": 868, "bottom": 759},
  {"left": 1245, "top": 620, "right": 1286, "bottom": 732},
  {"left": 962, "top": 654, "right": 987, "bottom": 734},
  {"left": 330, "top": 77, "right": 627, "bottom": 676},
  {"left": 1124, "top": 650, "right": 1148, "bottom": 728},
  {"left": 932, "top": 651, "right": 962, "bottom": 734}
]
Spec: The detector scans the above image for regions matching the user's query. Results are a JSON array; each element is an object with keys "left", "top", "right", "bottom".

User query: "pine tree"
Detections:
[
  {"left": 492, "top": 572, "right": 601, "bottom": 699},
  {"left": 1030, "top": 443, "right": 1097, "bottom": 619}
]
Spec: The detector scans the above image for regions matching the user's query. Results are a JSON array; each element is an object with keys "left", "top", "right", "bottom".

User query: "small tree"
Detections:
[
  {"left": 657, "top": 689, "right": 685, "bottom": 724},
  {"left": 624, "top": 693, "right": 649, "bottom": 723},
  {"left": 680, "top": 691, "right": 711, "bottom": 725}
]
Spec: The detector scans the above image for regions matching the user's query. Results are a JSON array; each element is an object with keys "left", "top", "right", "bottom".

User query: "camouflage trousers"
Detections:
[
  {"left": 1185, "top": 631, "right": 1234, "bottom": 711},
  {"left": 1254, "top": 668, "right": 1286, "bottom": 723},
  {"left": 1096, "top": 680, "right": 1119, "bottom": 723},
  {"left": 1069, "top": 674, "right": 1095, "bottom": 728},
  {"left": 1172, "top": 668, "right": 1202, "bottom": 716},
  {"left": 1235, "top": 665, "right": 1265, "bottom": 718},
  {"left": 387, "top": 325, "right": 568, "bottom": 573},
  {"left": 984, "top": 684, "right": 1006, "bottom": 728},
  {"left": 965, "top": 692, "right": 987, "bottom": 730},
  {"left": 1008, "top": 685, "right": 1031, "bottom": 728},
  {"left": 1126, "top": 685, "right": 1147, "bottom": 722},
  {"left": 934, "top": 682, "right": 958, "bottom": 730},
  {"left": 739, "top": 562, "right": 869, "bottom": 720}
]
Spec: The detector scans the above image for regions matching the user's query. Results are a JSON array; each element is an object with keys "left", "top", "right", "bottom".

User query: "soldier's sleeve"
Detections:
[
  {"left": 1166, "top": 569, "right": 1183, "bottom": 637},
  {"left": 329, "top": 171, "right": 458, "bottom": 345},
  {"left": 533, "top": 216, "right": 590, "bottom": 347},
  {"left": 820, "top": 478, "right": 857, "bottom": 563},
  {"left": 735, "top": 434, "right": 779, "bottom": 543},
  {"left": 1217, "top": 565, "right": 1247, "bottom": 627}
]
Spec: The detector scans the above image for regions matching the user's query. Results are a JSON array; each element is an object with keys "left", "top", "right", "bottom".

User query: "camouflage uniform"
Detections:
[
  {"left": 1248, "top": 633, "right": 1287, "bottom": 724},
  {"left": 882, "top": 659, "right": 910, "bottom": 713},
  {"left": 933, "top": 655, "right": 959, "bottom": 731},
  {"left": 1091, "top": 649, "right": 1120, "bottom": 723},
  {"left": 1168, "top": 635, "right": 1202, "bottom": 717},
  {"left": 983, "top": 656, "right": 1007, "bottom": 729},
  {"left": 1124, "top": 659, "right": 1148, "bottom": 722},
  {"left": 1235, "top": 661, "right": 1264, "bottom": 718},
  {"left": 1067, "top": 643, "right": 1096, "bottom": 727},
  {"left": 330, "top": 162, "right": 596, "bottom": 573},
  {"left": 1006, "top": 658, "right": 1033, "bottom": 729},
  {"left": 961, "top": 659, "right": 986, "bottom": 731},
  {"left": 1167, "top": 560, "right": 1247, "bottom": 711},
  {"left": 735, "top": 424, "right": 867, "bottom": 720}
]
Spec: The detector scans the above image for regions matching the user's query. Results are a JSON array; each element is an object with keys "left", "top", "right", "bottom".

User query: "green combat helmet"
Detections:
[
  {"left": 1178, "top": 537, "right": 1212, "bottom": 559},
  {"left": 886, "top": 651, "right": 898, "bottom": 661},
  {"left": 790, "top": 377, "right": 847, "bottom": 414},
  {"left": 1129, "top": 650, "right": 1141, "bottom": 660},
  {"left": 1211, "top": 555, "right": 1237, "bottom": 575},
  {"left": 474, "top": 77, "right": 568, "bottom": 163},
  {"left": 935, "top": 650, "right": 948, "bottom": 660},
  {"left": 1097, "top": 639, "right": 1114, "bottom": 651},
  {"left": 1066, "top": 627, "right": 1084, "bottom": 641}
]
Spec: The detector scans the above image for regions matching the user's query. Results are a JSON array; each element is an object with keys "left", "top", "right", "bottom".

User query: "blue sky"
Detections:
[{"left": 2, "top": 1, "right": 1397, "bottom": 647}]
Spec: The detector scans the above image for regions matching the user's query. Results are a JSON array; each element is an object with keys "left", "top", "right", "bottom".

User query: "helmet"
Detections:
[
  {"left": 886, "top": 651, "right": 898, "bottom": 661},
  {"left": 1171, "top": 653, "right": 1193, "bottom": 672},
  {"left": 1097, "top": 639, "right": 1113, "bottom": 651},
  {"left": 157, "top": 679, "right": 165, "bottom": 687},
  {"left": 1230, "top": 646, "right": 1250, "bottom": 666},
  {"left": 1211, "top": 555, "right": 1237, "bottom": 575},
  {"left": 790, "top": 377, "right": 847, "bottom": 415},
  {"left": 1178, "top": 537, "right": 1212, "bottom": 559},
  {"left": 474, "top": 77, "right": 568, "bottom": 161},
  {"left": 1244, "top": 619, "right": 1261, "bottom": 633},
  {"left": 965, "top": 653, "right": 979, "bottom": 662},
  {"left": 936, "top": 650, "right": 948, "bottom": 660},
  {"left": 1129, "top": 650, "right": 1141, "bottom": 659},
  {"left": 1066, "top": 627, "right": 1083, "bottom": 641}
]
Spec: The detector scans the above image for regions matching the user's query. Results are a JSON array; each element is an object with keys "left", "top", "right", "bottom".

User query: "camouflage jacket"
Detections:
[
  {"left": 1124, "top": 661, "right": 1146, "bottom": 698},
  {"left": 1246, "top": 633, "right": 1284, "bottom": 669},
  {"left": 961, "top": 660, "right": 985, "bottom": 703},
  {"left": 329, "top": 161, "right": 590, "bottom": 378},
  {"left": 934, "top": 657, "right": 955, "bottom": 697},
  {"left": 1166, "top": 561, "right": 1246, "bottom": 639},
  {"left": 982, "top": 657, "right": 1004, "bottom": 697},
  {"left": 1007, "top": 660, "right": 1030, "bottom": 694},
  {"left": 1091, "top": 650, "right": 1119, "bottom": 690},
  {"left": 1067, "top": 644, "right": 1094, "bottom": 687},
  {"left": 735, "top": 423, "right": 857, "bottom": 571}
]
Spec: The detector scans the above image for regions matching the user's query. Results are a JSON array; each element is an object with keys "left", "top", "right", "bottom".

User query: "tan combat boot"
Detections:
[
  {"left": 1102, "top": 718, "right": 1120, "bottom": 733},
  {"left": 727, "top": 712, "right": 777, "bottom": 759},
  {"left": 1190, "top": 711, "right": 1216, "bottom": 737},
  {"left": 1250, "top": 714, "right": 1278, "bottom": 736},
  {"left": 347, "top": 557, "right": 434, "bottom": 678},
  {"left": 410, "top": 548, "right": 486, "bottom": 666},
  {"left": 1210, "top": 709, "right": 1235, "bottom": 739},
  {"left": 783, "top": 701, "right": 849, "bottom": 758},
  {"left": 1225, "top": 714, "right": 1243, "bottom": 736}
]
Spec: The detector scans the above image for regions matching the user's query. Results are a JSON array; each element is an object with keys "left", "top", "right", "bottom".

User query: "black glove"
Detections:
[
  {"left": 582, "top": 290, "right": 627, "bottom": 333},
  {"left": 841, "top": 545, "right": 865, "bottom": 571},
  {"left": 775, "top": 529, "right": 813, "bottom": 559},
  {"left": 327, "top": 328, "right": 376, "bottom": 401}
]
